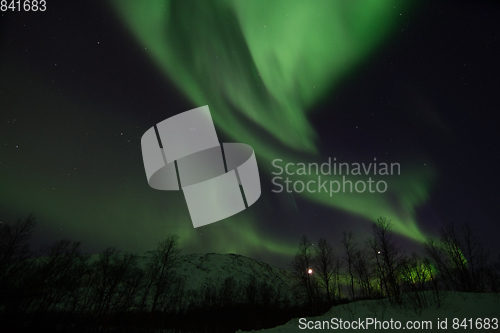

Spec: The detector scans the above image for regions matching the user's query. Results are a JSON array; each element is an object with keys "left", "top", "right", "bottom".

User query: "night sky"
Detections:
[{"left": 1, "top": 0, "right": 499, "bottom": 268}]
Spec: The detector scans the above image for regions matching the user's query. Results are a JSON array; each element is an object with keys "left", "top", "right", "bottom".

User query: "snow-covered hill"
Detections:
[
  {"left": 87, "top": 251, "right": 295, "bottom": 294},
  {"left": 176, "top": 253, "right": 295, "bottom": 293}
]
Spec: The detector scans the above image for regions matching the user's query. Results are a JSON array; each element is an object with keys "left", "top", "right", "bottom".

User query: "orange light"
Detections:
[{"left": 308, "top": 268, "right": 313, "bottom": 274}]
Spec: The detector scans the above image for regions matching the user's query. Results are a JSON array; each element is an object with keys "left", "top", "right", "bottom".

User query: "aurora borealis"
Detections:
[
  {"left": 112, "top": 0, "right": 433, "bottom": 241},
  {"left": 1, "top": 1, "right": 499, "bottom": 266}
]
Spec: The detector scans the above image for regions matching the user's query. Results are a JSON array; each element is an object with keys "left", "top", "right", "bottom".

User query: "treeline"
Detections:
[
  {"left": 291, "top": 217, "right": 500, "bottom": 314},
  {"left": 0, "top": 215, "right": 307, "bottom": 332},
  {"left": 2, "top": 215, "right": 499, "bottom": 331}
]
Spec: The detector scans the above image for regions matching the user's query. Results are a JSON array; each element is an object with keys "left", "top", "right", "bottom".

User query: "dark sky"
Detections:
[{"left": 1, "top": 1, "right": 499, "bottom": 268}]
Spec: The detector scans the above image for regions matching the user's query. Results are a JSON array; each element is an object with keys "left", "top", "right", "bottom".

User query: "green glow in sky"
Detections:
[
  {"left": 0, "top": 60, "right": 298, "bottom": 263},
  {"left": 112, "top": 0, "right": 433, "bottom": 243},
  {"left": 111, "top": 0, "right": 433, "bottom": 241}
]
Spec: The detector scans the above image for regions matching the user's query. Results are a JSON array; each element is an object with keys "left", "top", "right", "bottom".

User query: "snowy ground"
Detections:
[{"left": 238, "top": 291, "right": 500, "bottom": 332}]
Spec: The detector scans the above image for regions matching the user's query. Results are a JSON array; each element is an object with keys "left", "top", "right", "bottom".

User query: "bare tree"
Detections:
[
  {"left": 314, "top": 238, "right": 335, "bottom": 304},
  {"left": 352, "top": 248, "right": 373, "bottom": 299},
  {"left": 291, "top": 235, "right": 316, "bottom": 306},
  {"left": 462, "top": 223, "right": 489, "bottom": 291},
  {"left": 440, "top": 223, "right": 470, "bottom": 291},
  {"left": 141, "top": 235, "right": 181, "bottom": 313},
  {"left": 341, "top": 231, "right": 356, "bottom": 300},
  {"left": 485, "top": 254, "right": 500, "bottom": 292},
  {"left": 367, "top": 236, "right": 387, "bottom": 297},
  {"left": 87, "top": 247, "right": 140, "bottom": 319},
  {"left": 426, "top": 222, "right": 491, "bottom": 292},
  {"left": 0, "top": 215, "right": 37, "bottom": 312},
  {"left": 0, "top": 214, "right": 36, "bottom": 267},
  {"left": 400, "top": 253, "right": 433, "bottom": 311},
  {"left": 28, "top": 239, "right": 88, "bottom": 314},
  {"left": 334, "top": 259, "right": 342, "bottom": 300},
  {"left": 370, "top": 217, "right": 404, "bottom": 304},
  {"left": 424, "top": 237, "right": 453, "bottom": 290}
]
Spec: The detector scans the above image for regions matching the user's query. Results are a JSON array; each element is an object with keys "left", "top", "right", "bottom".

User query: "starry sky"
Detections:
[{"left": 1, "top": 0, "right": 499, "bottom": 268}]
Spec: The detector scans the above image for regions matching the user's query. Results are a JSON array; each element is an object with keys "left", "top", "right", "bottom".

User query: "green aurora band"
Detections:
[{"left": 112, "top": 0, "right": 435, "bottom": 243}]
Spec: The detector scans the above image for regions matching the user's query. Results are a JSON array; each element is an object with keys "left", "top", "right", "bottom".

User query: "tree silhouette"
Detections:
[
  {"left": 341, "top": 231, "right": 356, "bottom": 300},
  {"left": 314, "top": 238, "right": 336, "bottom": 304},
  {"left": 291, "top": 235, "right": 316, "bottom": 307},
  {"left": 369, "top": 217, "right": 404, "bottom": 304},
  {"left": 141, "top": 234, "right": 182, "bottom": 313}
]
